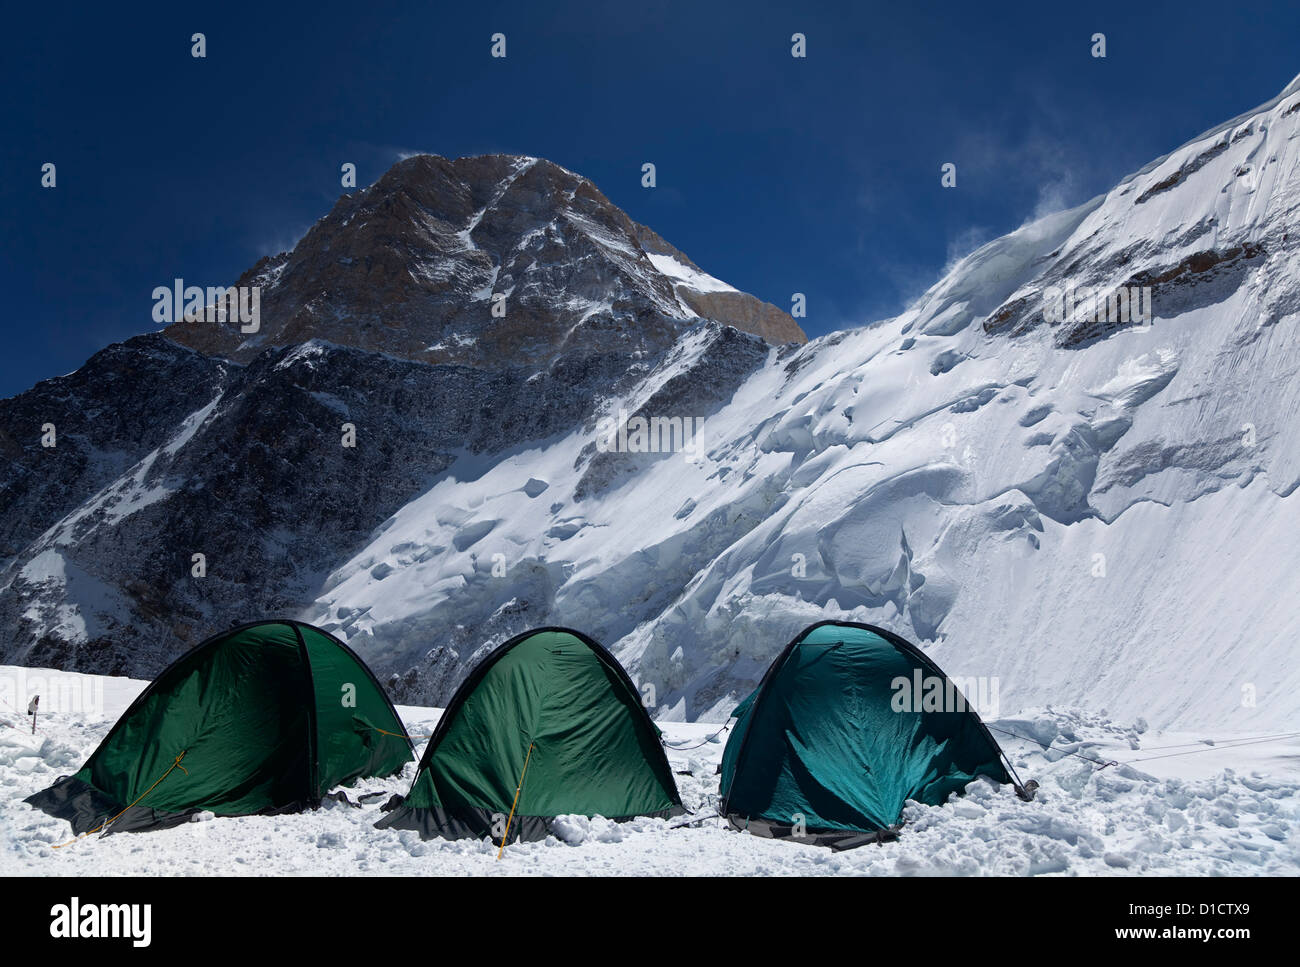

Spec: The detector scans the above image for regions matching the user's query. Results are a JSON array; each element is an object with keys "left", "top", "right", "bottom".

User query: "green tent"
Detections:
[
  {"left": 27, "top": 620, "right": 413, "bottom": 835},
  {"left": 376, "top": 627, "right": 683, "bottom": 843},
  {"left": 720, "top": 620, "right": 1026, "bottom": 849}
]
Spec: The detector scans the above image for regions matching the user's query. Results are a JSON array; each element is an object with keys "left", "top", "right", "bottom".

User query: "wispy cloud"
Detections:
[
  {"left": 952, "top": 84, "right": 1112, "bottom": 228},
  {"left": 943, "top": 224, "right": 993, "bottom": 274},
  {"left": 254, "top": 222, "right": 313, "bottom": 259}
]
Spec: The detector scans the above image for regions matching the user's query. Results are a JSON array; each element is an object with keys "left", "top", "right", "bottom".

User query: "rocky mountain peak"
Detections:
[{"left": 165, "top": 152, "right": 805, "bottom": 367}]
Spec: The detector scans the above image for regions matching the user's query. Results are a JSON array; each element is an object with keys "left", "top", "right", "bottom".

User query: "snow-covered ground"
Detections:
[{"left": 2, "top": 665, "right": 1296, "bottom": 876}]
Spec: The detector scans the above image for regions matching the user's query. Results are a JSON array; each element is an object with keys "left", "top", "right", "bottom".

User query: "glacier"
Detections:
[{"left": 311, "top": 73, "right": 1300, "bottom": 731}]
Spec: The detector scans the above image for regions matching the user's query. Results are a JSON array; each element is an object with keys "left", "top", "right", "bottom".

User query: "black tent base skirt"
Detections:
[
  {"left": 376, "top": 799, "right": 686, "bottom": 844},
  {"left": 24, "top": 775, "right": 196, "bottom": 836},
  {"left": 26, "top": 774, "right": 312, "bottom": 836},
  {"left": 725, "top": 813, "right": 902, "bottom": 851}
]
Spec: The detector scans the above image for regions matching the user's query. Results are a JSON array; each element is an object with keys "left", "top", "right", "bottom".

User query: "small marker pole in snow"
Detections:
[
  {"left": 497, "top": 742, "right": 534, "bottom": 860},
  {"left": 27, "top": 695, "right": 39, "bottom": 735}
]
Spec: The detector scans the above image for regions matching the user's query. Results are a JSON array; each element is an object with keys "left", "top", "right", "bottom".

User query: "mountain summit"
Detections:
[
  {"left": 2, "top": 76, "right": 1298, "bottom": 735},
  {"left": 165, "top": 154, "right": 805, "bottom": 367}
]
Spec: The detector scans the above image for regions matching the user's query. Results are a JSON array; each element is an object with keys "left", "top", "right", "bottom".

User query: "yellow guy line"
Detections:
[
  {"left": 496, "top": 742, "right": 535, "bottom": 861},
  {"left": 53, "top": 751, "right": 189, "bottom": 849}
]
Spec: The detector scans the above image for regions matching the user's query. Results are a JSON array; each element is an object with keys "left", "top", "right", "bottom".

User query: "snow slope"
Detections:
[
  {"left": 309, "top": 74, "right": 1300, "bottom": 730},
  {"left": 2, "top": 666, "right": 1296, "bottom": 876}
]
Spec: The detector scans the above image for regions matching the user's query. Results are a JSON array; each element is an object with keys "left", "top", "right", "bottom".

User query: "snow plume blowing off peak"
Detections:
[{"left": 3, "top": 79, "right": 1300, "bottom": 740}]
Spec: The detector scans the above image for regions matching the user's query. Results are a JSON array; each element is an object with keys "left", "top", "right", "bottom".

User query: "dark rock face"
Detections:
[
  {"left": 0, "top": 152, "right": 798, "bottom": 681},
  {"left": 0, "top": 327, "right": 766, "bottom": 678},
  {"left": 573, "top": 325, "right": 771, "bottom": 501},
  {"left": 0, "top": 337, "right": 230, "bottom": 560},
  {"left": 0, "top": 336, "right": 666, "bottom": 675}
]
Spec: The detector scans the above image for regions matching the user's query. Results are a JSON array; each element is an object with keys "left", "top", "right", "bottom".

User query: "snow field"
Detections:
[{"left": 2, "top": 667, "right": 1296, "bottom": 876}]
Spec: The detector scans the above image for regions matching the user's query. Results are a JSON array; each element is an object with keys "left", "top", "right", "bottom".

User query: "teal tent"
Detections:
[{"left": 719, "top": 620, "right": 1028, "bottom": 849}]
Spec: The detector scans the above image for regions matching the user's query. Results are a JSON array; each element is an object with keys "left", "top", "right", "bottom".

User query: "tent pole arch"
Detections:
[
  {"left": 378, "top": 625, "right": 683, "bottom": 842},
  {"left": 281, "top": 618, "right": 416, "bottom": 762},
  {"left": 405, "top": 625, "right": 672, "bottom": 785}
]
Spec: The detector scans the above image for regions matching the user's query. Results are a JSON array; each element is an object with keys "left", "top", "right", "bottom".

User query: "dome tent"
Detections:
[
  {"left": 720, "top": 620, "right": 1028, "bottom": 850},
  {"left": 27, "top": 620, "right": 414, "bottom": 835},
  {"left": 377, "top": 627, "right": 683, "bottom": 843}
]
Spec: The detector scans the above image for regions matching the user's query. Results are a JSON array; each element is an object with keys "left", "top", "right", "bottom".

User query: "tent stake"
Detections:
[{"left": 496, "top": 742, "right": 534, "bottom": 860}]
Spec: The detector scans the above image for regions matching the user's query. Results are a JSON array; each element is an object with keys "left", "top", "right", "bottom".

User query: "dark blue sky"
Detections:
[{"left": 3, "top": 1, "right": 1298, "bottom": 398}]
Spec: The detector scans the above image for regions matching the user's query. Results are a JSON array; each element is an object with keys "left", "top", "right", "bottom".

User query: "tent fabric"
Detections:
[
  {"left": 376, "top": 627, "right": 683, "bottom": 843},
  {"left": 719, "top": 620, "right": 1012, "bottom": 847},
  {"left": 26, "top": 620, "right": 413, "bottom": 835}
]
